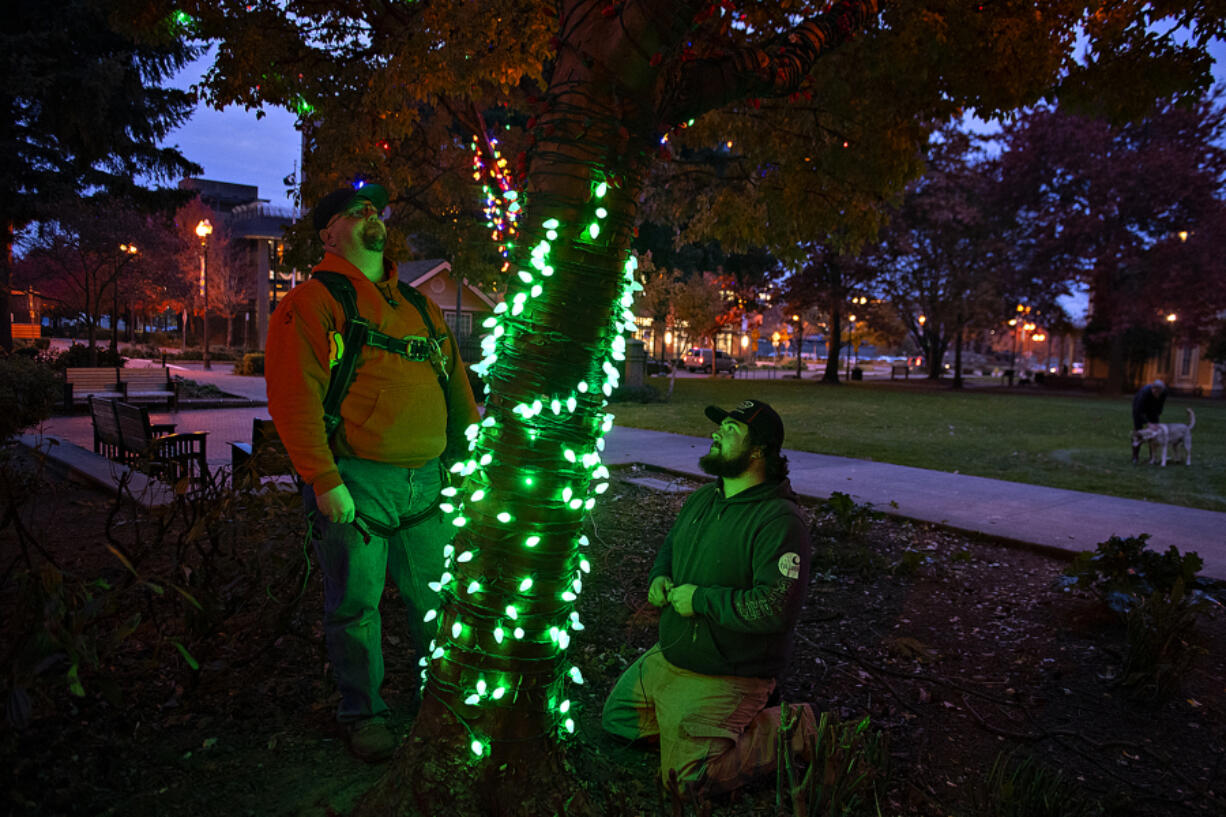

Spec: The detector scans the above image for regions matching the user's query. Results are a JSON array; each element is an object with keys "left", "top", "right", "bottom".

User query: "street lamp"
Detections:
[
  {"left": 792, "top": 314, "right": 803, "bottom": 378},
  {"left": 846, "top": 314, "right": 857, "bottom": 380},
  {"left": 112, "top": 243, "right": 138, "bottom": 354},
  {"left": 195, "top": 219, "right": 213, "bottom": 370}
]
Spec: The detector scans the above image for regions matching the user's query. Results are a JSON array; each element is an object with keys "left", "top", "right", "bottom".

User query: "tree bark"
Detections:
[{"left": 823, "top": 306, "right": 842, "bottom": 383}]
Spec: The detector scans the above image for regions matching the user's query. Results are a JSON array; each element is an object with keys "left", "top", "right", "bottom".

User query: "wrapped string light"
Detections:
[{"left": 418, "top": 157, "right": 642, "bottom": 757}]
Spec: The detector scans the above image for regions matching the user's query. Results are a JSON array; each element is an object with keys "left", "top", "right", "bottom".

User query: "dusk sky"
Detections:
[{"left": 165, "top": 40, "right": 1226, "bottom": 215}]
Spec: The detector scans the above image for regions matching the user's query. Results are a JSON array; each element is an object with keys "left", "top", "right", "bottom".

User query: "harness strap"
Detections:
[{"left": 313, "top": 271, "right": 452, "bottom": 440}]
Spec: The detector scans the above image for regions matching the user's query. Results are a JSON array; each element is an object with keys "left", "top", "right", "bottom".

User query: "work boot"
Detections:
[{"left": 346, "top": 718, "right": 396, "bottom": 762}]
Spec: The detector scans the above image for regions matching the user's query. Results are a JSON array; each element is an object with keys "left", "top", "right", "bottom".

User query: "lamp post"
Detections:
[
  {"left": 195, "top": 219, "right": 213, "bottom": 370},
  {"left": 792, "top": 313, "right": 803, "bottom": 378},
  {"left": 112, "top": 243, "right": 138, "bottom": 355}
]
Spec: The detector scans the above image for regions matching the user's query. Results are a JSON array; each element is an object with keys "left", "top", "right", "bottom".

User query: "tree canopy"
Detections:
[
  {"left": 998, "top": 93, "right": 1226, "bottom": 387},
  {"left": 1, "top": 0, "right": 202, "bottom": 351}
]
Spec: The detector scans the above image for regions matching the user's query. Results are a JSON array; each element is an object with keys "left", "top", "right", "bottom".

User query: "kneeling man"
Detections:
[{"left": 602, "top": 399, "right": 815, "bottom": 795}]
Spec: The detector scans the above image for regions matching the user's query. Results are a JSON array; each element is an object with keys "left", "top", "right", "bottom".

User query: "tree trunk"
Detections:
[
  {"left": 952, "top": 316, "right": 964, "bottom": 389},
  {"left": 823, "top": 306, "right": 842, "bottom": 383},
  {"left": 1106, "top": 332, "right": 1126, "bottom": 394},
  {"left": 356, "top": 3, "right": 881, "bottom": 814}
]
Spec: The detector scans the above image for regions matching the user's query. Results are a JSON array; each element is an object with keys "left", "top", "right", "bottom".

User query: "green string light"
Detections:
[{"left": 417, "top": 169, "right": 645, "bottom": 758}]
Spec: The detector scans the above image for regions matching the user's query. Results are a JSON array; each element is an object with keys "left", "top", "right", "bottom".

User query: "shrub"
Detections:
[
  {"left": 1059, "top": 534, "right": 1219, "bottom": 700},
  {"left": 970, "top": 751, "right": 1104, "bottom": 817},
  {"left": 0, "top": 354, "right": 61, "bottom": 440},
  {"left": 608, "top": 383, "right": 661, "bottom": 403},
  {"left": 235, "top": 352, "right": 265, "bottom": 376},
  {"left": 1058, "top": 534, "right": 1215, "bottom": 613},
  {"left": 47, "top": 343, "right": 126, "bottom": 370}
]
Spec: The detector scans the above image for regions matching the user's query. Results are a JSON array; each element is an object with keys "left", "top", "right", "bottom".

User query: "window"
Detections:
[
  {"left": 444, "top": 311, "right": 473, "bottom": 337},
  {"left": 1180, "top": 346, "right": 1195, "bottom": 377}
]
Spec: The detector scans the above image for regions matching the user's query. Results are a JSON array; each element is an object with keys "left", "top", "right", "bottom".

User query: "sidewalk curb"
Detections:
[{"left": 614, "top": 463, "right": 1084, "bottom": 566}]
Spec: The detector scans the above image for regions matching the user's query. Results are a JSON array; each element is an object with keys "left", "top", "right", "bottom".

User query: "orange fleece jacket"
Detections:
[{"left": 265, "top": 253, "right": 480, "bottom": 494}]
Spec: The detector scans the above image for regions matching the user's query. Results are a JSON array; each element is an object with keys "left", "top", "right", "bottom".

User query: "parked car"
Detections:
[
  {"left": 683, "top": 348, "right": 737, "bottom": 373},
  {"left": 645, "top": 358, "right": 673, "bottom": 375}
]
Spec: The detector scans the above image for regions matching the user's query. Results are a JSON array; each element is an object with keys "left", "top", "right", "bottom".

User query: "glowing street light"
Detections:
[{"left": 195, "top": 219, "right": 213, "bottom": 370}]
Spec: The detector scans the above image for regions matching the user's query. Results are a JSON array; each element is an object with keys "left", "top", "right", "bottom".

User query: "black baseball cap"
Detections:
[
  {"left": 311, "top": 183, "right": 389, "bottom": 232},
  {"left": 705, "top": 399, "right": 784, "bottom": 451}
]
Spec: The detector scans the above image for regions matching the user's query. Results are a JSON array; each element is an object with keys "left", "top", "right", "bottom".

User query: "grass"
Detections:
[{"left": 610, "top": 377, "right": 1226, "bottom": 512}]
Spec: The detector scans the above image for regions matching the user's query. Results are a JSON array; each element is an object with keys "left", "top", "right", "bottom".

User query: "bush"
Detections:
[
  {"left": 0, "top": 354, "right": 61, "bottom": 440},
  {"left": 609, "top": 383, "right": 661, "bottom": 403},
  {"left": 235, "top": 352, "right": 265, "bottom": 376},
  {"left": 1058, "top": 534, "right": 1213, "bottom": 613},
  {"left": 47, "top": 343, "right": 126, "bottom": 370}
]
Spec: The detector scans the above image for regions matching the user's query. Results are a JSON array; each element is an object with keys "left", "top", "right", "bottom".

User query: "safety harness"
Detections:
[
  {"left": 312, "top": 270, "right": 450, "bottom": 440},
  {"left": 310, "top": 270, "right": 451, "bottom": 540}
]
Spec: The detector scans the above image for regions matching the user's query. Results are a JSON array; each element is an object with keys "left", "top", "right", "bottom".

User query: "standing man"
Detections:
[
  {"left": 266, "top": 183, "right": 480, "bottom": 762},
  {"left": 602, "top": 399, "right": 815, "bottom": 796},
  {"left": 1132, "top": 379, "right": 1167, "bottom": 431}
]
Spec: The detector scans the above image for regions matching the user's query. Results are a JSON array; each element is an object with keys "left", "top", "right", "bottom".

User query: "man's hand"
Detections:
[
  {"left": 667, "top": 584, "right": 697, "bottom": 617},
  {"left": 316, "top": 484, "right": 355, "bottom": 525},
  {"left": 648, "top": 575, "right": 674, "bottom": 607}
]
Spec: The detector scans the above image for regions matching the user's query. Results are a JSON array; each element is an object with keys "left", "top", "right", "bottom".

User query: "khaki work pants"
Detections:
[{"left": 602, "top": 644, "right": 816, "bottom": 793}]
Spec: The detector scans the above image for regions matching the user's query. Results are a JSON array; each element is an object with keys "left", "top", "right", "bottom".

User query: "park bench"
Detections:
[
  {"left": 229, "top": 418, "right": 296, "bottom": 488},
  {"left": 65, "top": 368, "right": 124, "bottom": 409},
  {"left": 118, "top": 367, "right": 179, "bottom": 409},
  {"left": 890, "top": 364, "right": 909, "bottom": 380},
  {"left": 65, "top": 366, "right": 179, "bottom": 410},
  {"left": 88, "top": 397, "right": 208, "bottom": 490}
]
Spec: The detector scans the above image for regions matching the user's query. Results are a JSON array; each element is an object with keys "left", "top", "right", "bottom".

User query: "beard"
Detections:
[
  {"left": 360, "top": 220, "right": 386, "bottom": 252},
  {"left": 699, "top": 443, "right": 754, "bottom": 478}
]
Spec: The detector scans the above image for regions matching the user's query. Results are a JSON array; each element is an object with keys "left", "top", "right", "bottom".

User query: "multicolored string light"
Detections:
[{"left": 471, "top": 134, "right": 521, "bottom": 273}]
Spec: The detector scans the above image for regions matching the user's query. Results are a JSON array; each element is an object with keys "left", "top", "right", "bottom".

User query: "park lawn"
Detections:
[{"left": 610, "top": 377, "right": 1226, "bottom": 512}]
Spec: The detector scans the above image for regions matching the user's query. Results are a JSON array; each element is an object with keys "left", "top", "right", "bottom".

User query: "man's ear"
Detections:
[{"left": 319, "top": 227, "right": 332, "bottom": 247}]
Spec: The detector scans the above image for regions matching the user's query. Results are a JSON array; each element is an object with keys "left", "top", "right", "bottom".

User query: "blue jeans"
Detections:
[{"left": 303, "top": 457, "right": 447, "bottom": 724}]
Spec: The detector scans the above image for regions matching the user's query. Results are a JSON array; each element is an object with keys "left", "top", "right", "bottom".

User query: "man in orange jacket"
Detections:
[{"left": 266, "top": 183, "right": 480, "bottom": 761}]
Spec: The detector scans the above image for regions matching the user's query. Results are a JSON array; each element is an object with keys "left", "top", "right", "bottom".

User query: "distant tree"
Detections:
[
  {"left": 633, "top": 253, "right": 678, "bottom": 361},
  {"left": 17, "top": 198, "right": 185, "bottom": 364},
  {"left": 782, "top": 245, "right": 881, "bottom": 382},
  {"left": 0, "top": 0, "right": 201, "bottom": 352},
  {"left": 998, "top": 95, "right": 1226, "bottom": 390},
  {"left": 673, "top": 273, "right": 735, "bottom": 375},
  {"left": 874, "top": 126, "right": 1028, "bottom": 383}
]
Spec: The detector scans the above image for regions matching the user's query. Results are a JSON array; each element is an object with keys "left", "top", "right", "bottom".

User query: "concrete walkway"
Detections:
[{"left": 28, "top": 361, "right": 1226, "bottom": 580}]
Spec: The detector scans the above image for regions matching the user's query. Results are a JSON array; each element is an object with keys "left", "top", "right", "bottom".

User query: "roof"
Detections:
[{"left": 397, "top": 260, "right": 497, "bottom": 309}]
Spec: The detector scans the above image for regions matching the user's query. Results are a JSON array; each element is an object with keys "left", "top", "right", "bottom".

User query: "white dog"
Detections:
[{"left": 1131, "top": 408, "right": 1196, "bottom": 466}]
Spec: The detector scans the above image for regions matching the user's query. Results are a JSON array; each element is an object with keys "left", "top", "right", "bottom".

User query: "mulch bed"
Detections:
[{"left": 1, "top": 454, "right": 1222, "bottom": 816}]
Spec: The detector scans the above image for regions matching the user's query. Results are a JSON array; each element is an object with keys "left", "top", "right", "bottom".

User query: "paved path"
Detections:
[{"left": 30, "top": 361, "right": 1226, "bottom": 580}]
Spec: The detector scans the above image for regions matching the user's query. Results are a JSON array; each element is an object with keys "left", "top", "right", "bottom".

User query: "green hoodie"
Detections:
[{"left": 650, "top": 478, "right": 811, "bottom": 679}]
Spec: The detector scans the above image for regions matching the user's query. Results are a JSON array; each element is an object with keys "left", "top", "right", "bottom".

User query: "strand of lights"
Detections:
[
  {"left": 471, "top": 134, "right": 521, "bottom": 273},
  {"left": 419, "top": 171, "right": 641, "bottom": 759}
]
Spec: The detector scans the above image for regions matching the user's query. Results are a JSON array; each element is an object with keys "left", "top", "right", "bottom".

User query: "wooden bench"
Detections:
[
  {"left": 230, "top": 418, "right": 296, "bottom": 488},
  {"left": 89, "top": 397, "right": 208, "bottom": 489},
  {"left": 65, "top": 368, "right": 123, "bottom": 409},
  {"left": 12, "top": 323, "right": 41, "bottom": 339},
  {"left": 118, "top": 367, "right": 179, "bottom": 409},
  {"left": 890, "top": 364, "right": 909, "bottom": 380},
  {"left": 66, "top": 367, "right": 179, "bottom": 410}
]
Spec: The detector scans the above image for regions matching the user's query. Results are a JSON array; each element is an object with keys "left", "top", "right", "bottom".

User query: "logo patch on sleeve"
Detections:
[{"left": 778, "top": 552, "right": 800, "bottom": 579}]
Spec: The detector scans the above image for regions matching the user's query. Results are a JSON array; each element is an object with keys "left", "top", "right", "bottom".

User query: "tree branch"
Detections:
[{"left": 658, "top": 0, "right": 882, "bottom": 125}]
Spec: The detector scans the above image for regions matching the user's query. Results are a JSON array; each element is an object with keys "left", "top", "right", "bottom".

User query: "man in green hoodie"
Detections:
[{"left": 602, "top": 399, "right": 815, "bottom": 795}]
